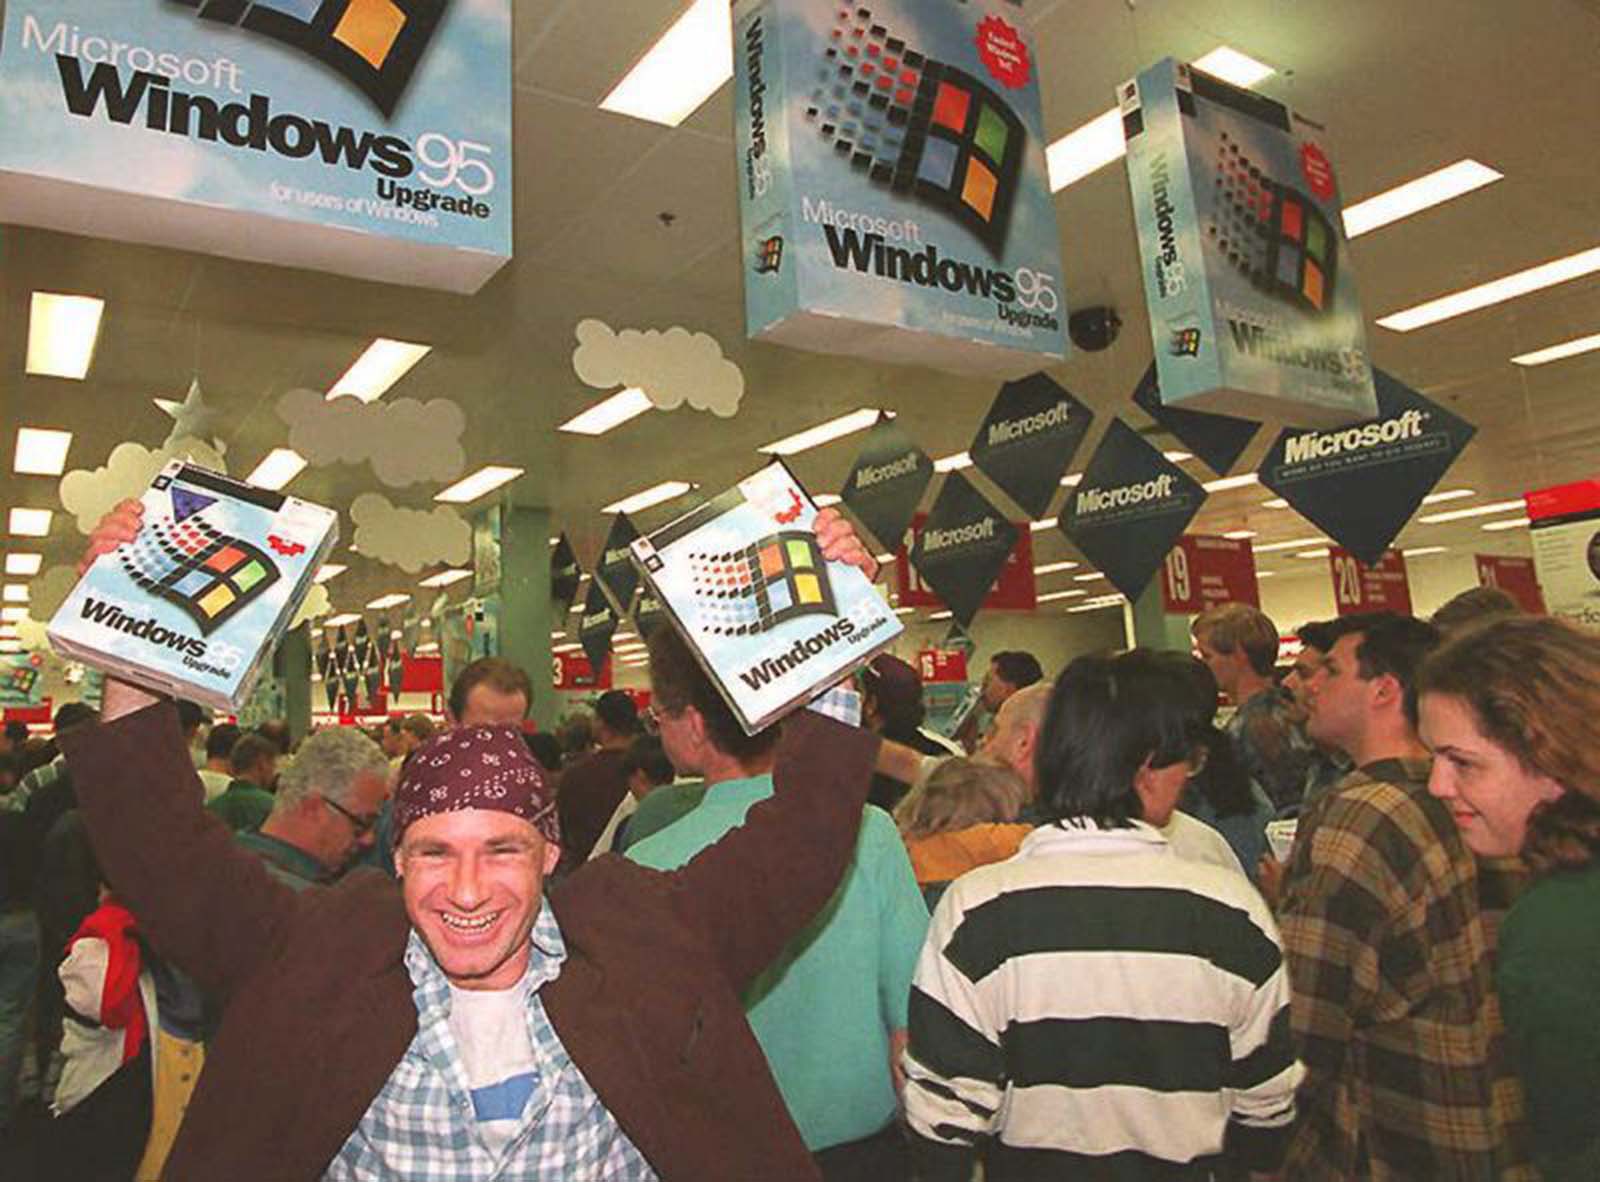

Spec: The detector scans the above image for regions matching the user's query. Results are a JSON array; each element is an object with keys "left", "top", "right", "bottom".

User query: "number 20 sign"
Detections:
[{"left": 1326, "top": 548, "right": 1412, "bottom": 616}]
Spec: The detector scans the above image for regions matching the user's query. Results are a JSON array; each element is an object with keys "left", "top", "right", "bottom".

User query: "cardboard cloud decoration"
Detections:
[
  {"left": 350, "top": 493, "right": 471, "bottom": 573},
  {"left": 59, "top": 437, "right": 229, "bottom": 535},
  {"left": 290, "top": 582, "right": 333, "bottom": 630},
  {"left": 572, "top": 319, "right": 744, "bottom": 417},
  {"left": 28, "top": 565, "right": 81, "bottom": 621},
  {"left": 277, "top": 388, "right": 467, "bottom": 488}
]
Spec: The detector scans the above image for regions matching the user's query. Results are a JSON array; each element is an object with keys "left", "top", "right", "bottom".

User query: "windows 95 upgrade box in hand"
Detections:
[
  {"left": 630, "top": 461, "right": 903, "bottom": 734},
  {"left": 49, "top": 461, "right": 338, "bottom": 711}
]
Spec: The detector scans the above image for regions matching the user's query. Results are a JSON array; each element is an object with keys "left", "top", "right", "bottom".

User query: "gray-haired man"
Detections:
[{"left": 238, "top": 728, "right": 390, "bottom": 889}]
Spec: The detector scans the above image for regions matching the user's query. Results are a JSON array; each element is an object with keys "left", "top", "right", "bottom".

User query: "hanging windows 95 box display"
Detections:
[
  {"left": 630, "top": 461, "right": 903, "bottom": 734},
  {"left": 48, "top": 462, "right": 339, "bottom": 711},
  {"left": 1121, "top": 58, "right": 1378, "bottom": 427},
  {"left": 735, "top": 0, "right": 1068, "bottom": 377}
]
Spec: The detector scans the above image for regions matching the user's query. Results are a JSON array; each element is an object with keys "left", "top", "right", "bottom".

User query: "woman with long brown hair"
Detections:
[{"left": 1416, "top": 614, "right": 1600, "bottom": 1181}]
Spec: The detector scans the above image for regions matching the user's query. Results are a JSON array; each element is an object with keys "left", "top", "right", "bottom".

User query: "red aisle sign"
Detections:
[
  {"left": 1161, "top": 535, "right": 1260, "bottom": 614},
  {"left": 1475, "top": 555, "right": 1546, "bottom": 614},
  {"left": 554, "top": 651, "right": 612, "bottom": 691},
  {"left": 400, "top": 654, "right": 443, "bottom": 693},
  {"left": 917, "top": 650, "right": 969, "bottom": 683},
  {"left": 1328, "top": 548, "right": 1412, "bottom": 616},
  {"left": 896, "top": 514, "right": 1036, "bottom": 610}
]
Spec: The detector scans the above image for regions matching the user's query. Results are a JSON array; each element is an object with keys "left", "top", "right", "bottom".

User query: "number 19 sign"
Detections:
[
  {"left": 1327, "top": 547, "right": 1412, "bottom": 616},
  {"left": 1161, "top": 535, "right": 1260, "bottom": 615}
]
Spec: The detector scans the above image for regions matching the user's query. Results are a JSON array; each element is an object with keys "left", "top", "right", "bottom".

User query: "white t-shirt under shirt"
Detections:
[{"left": 448, "top": 982, "right": 539, "bottom": 1161}]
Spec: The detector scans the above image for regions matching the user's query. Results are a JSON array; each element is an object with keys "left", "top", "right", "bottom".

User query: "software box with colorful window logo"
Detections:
[
  {"left": 48, "top": 462, "right": 339, "bottom": 711},
  {"left": 1121, "top": 58, "right": 1377, "bottom": 427},
  {"left": 630, "top": 461, "right": 902, "bottom": 734},
  {"left": 0, "top": 0, "right": 510, "bottom": 293},
  {"left": 735, "top": 0, "right": 1067, "bottom": 377}
]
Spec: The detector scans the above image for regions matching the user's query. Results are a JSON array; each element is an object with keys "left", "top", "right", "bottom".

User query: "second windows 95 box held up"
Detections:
[
  {"left": 48, "top": 462, "right": 339, "bottom": 711},
  {"left": 630, "top": 461, "right": 903, "bottom": 734}
]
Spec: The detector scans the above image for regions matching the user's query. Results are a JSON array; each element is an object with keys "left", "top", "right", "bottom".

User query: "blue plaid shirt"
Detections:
[{"left": 325, "top": 902, "right": 656, "bottom": 1180}]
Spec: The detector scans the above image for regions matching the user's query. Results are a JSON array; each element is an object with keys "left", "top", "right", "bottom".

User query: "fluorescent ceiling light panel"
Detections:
[
  {"left": 1296, "top": 548, "right": 1332, "bottom": 559},
  {"left": 1263, "top": 498, "right": 1289, "bottom": 509},
  {"left": 814, "top": 494, "right": 843, "bottom": 508},
  {"left": 5, "top": 554, "right": 42, "bottom": 577},
  {"left": 554, "top": 642, "right": 583, "bottom": 654},
  {"left": 3, "top": 585, "right": 29, "bottom": 603},
  {"left": 13, "top": 428, "right": 73, "bottom": 477},
  {"left": 1255, "top": 535, "right": 1329, "bottom": 553},
  {"left": 1191, "top": 46, "right": 1276, "bottom": 88},
  {"left": 1511, "top": 331, "right": 1600, "bottom": 367},
  {"left": 1059, "top": 473, "right": 1084, "bottom": 487},
  {"left": 324, "top": 613, "right": 362, "bottom": 628},
  {"left": 1074, "top": 572, "right": 1106, "bottom": 582},
  {"left": 1343, "top": 160, "right": 1502, "bottom": 238},
  {"left": 1204, "top": 474, "right": 1260, "bottom": 493},
  {"left": 894, "top": 606, "right": 916, "bottom": 616},
  {"left": 759, "top": 409, "right": 883, "bottom": 456},
  {"left": 1030, "top": 517, "right": 1060, "bottom": 532},
  {"left": 934, "top": 452, "right": 972, "bottom": 473},
  {"left": 603, "top": 480, "right": 696, "bottom": 515},
  {"left": 599, "top": 0, "right": 733, "bottom": 126},
  {"left": 1422, "top": 488, "right": 1475, "bottom": 505},
  {"left": 313, "top": 564, "right": 347, "bottom": 584},
  {"left": 246, "top": 448, "right": 307, "bottom": 491},
  {"left": 1402, "top": 546, "right": 1449, "bottom": 557},
  {"left": 1038, "top": 589, "right": 1087, "bottom": 603},
  {"left": 0, "top": 625, "right": 17, "bottom": 639},
  {"left": 366, "top": 593, "right": 412, "bottom": 610},
  {"left": 1163, "top": 451, "right": 1194, "bottom": 463},
  {"left": 8, "top": 509, "right": 52, "bottom": 537},
  {"left": 415, "top": 642, "right": 441, "bottom": 654},
  {"left": 0, "top": 641, "right": 20, "bottom": 654},
  {"left": 1, "top": 606, "right": 27, "bottom": 623},
  {"left": 419, "top": 569, "right": 472, "bottom": 588},
  {"left": 1378, "top": 245, "right": 1600, "bottom": 332},
  {"left": 929, "top": 610, "right": 954, "bottom": 621},
  {"left": 1223, "top": 529, "right": 1258, "bottom": 540},
  {"left": 327, "top": 339, "right": 430, "bottom": 402},
  {"left": 26, "top": 293, "right": 104, "bottom": 380},
  {"left": 436, "top": 466, "right": 525, "bottom": 504},
  {"left": 1257, "top": 571, "right": 1276, "bottom": 579},
  {"left": 559, "top": 387, "right": 653, "bottom": 435},
  {"left": 1418, "top": 498, "right": 1525, "bottom": 524},
  {"left": 1482, "top": 517, "right": 1531, "bottom": 532},
  {"left": 1033, "top": 560, "right": 1080, "bottom": 575}
]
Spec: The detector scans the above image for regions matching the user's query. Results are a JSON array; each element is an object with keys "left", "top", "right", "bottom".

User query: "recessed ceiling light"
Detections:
[
  {"left": 759, "top": 409, "right": 884, "bottom": 456},
  {"left": 13, "top": 428, "right": 73, "bottom": 476},
  {"left": 602, "top": 480, "right": 696, "bottom": 515},
  {"left": 1342, "top": 160, "right": 1502, "bottom": 238},
  {"left": 8, "top": 509, "right": 52, "bottom": 538},
  {"left": 1049, "top": 47, "right": 1272, "bottom": 192},
  {"left": 1402, "top": 546, "right": 1449, "bottom": 557},
  {"left": 1482, "top": 517, "right": 1532, "bottom": 532},
  {"left": 419, "top": 569, "right": 472, "bottom": 588},
  {"left": 599, "top": 0, "right": 732, "bottom": 127},
  {"left": 1033, "top": 560, "right": 1080, "bottom": 575},
  {"left": 934, "top": 452, "right": 973, "bottom": 473},
  {"left": 1224, "top": 529, "right": 1258, "bottom": 540},
  {"left": 1378, "top": 245, "right": 1600, "bottom": 333},
  {"left": 1204, "top": 474, "right": 1260, "bottom": 493},
  {"left": 814, "top": 494, "right": 843, "bottom": 508},
  {"left": 366, "top": 593, "right": 412, "bottom": 611},
  {"left": 246, "top": 448, "right": 307, "bottom": 491},
  {"left": 559, "top": 387, "right": 653, "bottom": 435},
  {"left": 1038, "top": 589, "right": 1088, "bottom": 603},
  {"left": 0, "top": 606, "right": 27, "bottom": 623},
  {"left": 26, "top": 293, "right": 104, "bottom": 380},
  {"left": 2, "top": 585, "right": 29, "bottom": 603},
  {"left": 1296, "top": 548, "right": 1332, "bottom": 559},
  {"left": 1418, "top": 499, "right": 1524, "bottom": 524},
  {"left": 324, "top": 613, "right": 362, "bottom": 628},
  {"left": 327, "top": 339, "right": 430, "bottom": 402},
  {"left": 1255, "top": 535, "right": 1329, "bottom": 553},
  {"left": 313, "top": 564, "right": 348, "bottom": 584},
  {"left": 1511, "top": 331, "right": 1600, "bottom": 367},
  {"left": 436, "top": 466, "right": 525, "bottom": 505},
  {"left": 5, "top": 554, "right": 42, "bottom": 577},
  {"left": 1422, "top": 488, "right": 1475, "bottom": 505}
]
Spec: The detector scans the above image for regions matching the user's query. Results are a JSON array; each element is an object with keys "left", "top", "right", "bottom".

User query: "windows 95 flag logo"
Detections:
[
  {"left": 170, "top": 0, "right": 449, "bottom": 117},
  {"left": 690, "top": 532, "right": 837, "bottom": 638}
]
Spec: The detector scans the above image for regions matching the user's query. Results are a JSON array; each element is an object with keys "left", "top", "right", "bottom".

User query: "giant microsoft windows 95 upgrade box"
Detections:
[
  {"left": 1120, "top": 58, "right": 1377, "bottom": 427},
  {"left": 735, "top": 0, "right": 1067, "bottom": 377},
  {"left": 49, "top": 462, "right": 338, "bottom": 711}
]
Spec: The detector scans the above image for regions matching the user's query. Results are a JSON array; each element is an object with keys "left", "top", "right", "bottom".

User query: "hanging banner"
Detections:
[
  {"left": 1527, "top": 479, "right": 1600, "bottom": 629},
  {"left": 841, "top": 416, "right": 934, "bottom": 553},
  {"left": 1132, "top": 362, "right": 1259, "bottom": 478},
  {"left": 1257, "top": 369, "right": 1476, "bottom": 566},
  {"left": 632, "top": 588, "right": 668, "bottom": 640},
  {"left": 577, "top": 581, "right": 619, "bottom": 676},
  {"left": 0, "top": 0, "right": 512, "bottom": 293},
  {"left": 1474, "top": 555, "right": 1546, "bottom": 615},
  {"left": 732, "top": 0, "right": 1068, "bottom": 376},
  {"left": 904, "top": 479, "right": 1029, "bottom": 627},
  {"left": 1328, "top": 547, "right": 1412, "bottom": 616},
  {"left": 550, "top": 534, "right": 581, "bottom": 617},
  {"left": 1061, "top": 419, "right": 1208, "bottom": 601},
  {"left": 898, "top": 511, "right": 1035, "bottom": 610},
  {"left": 1160, "top": 534, "right": 1260, "bottom": 615},
  {"left": 554, "top": 650, "right": 612, "bottom": 692},
  {"left": 596, "top": 514, "right": 641, "bottom": 616},
  {"left": 1120, "top": 57, "right": 1376, "bottom": 426},
  {"left": 968, "top": 372, "right": 1093, "bottom": 518}
]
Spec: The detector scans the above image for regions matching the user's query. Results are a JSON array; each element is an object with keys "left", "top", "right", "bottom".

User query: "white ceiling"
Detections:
[{"left": 3, "top": 0, "right": 1599, "bottom": 619}]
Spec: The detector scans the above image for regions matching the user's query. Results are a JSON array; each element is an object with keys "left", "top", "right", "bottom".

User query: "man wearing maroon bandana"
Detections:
[{"left": 61, "top": 499, "right": 882, "bottom": 1182}]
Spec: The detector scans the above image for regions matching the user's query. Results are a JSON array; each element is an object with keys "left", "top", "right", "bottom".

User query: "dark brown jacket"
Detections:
[{"left": 63, "top": 703, "right": 877, "bottom": 1181}]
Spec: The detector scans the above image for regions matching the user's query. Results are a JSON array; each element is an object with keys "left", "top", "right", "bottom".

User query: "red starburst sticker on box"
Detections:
[
  {"left": 1300, "top": 142, "right": 1336, "bottom": 202},
  {"left": 267, "top": 535, "right": 306, "bottom": 558},
  {"left": 976, "top": 15, "right": 1030, "bottom": 89}
]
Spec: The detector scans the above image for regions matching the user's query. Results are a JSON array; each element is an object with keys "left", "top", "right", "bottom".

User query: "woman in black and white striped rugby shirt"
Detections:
[{"left": 902, "top": 649, "right": 1304, "bottom": 1182}]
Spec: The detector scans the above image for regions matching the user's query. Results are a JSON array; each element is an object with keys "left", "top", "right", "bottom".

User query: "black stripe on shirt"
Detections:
[
  {"left": 1000, "top": 1016, "right": 1230, "bottom": 1092},
  {"left": 1225, "top": 1004, "right": 1296, "bottom": 1091},
  {"left": 909, "top": 987, "right": 1005, "bottom": 1082},
  {"left": 944, "top": 885, "right": 1280, "bottom": 987}
]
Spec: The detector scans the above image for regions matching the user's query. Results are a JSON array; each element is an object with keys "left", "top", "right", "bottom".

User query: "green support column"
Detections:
[
  {"left": 491, "top": 503, "right": 556, "bottom": 729},
  {"left": 278, "top": 625, "right": 313, "bottom": 744},
  {"left": 1128, "top": 579, "right": 1194, "bottom": 654}
]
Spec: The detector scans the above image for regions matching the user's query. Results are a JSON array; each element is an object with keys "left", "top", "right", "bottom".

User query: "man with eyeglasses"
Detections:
[{"left": 237, "top": 727, "right": 390, "bottom": 889}]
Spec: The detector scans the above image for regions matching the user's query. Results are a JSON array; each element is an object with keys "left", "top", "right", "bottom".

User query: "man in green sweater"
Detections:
[{"left": 205, "top": 732, "right": 278, "bottom": 832}]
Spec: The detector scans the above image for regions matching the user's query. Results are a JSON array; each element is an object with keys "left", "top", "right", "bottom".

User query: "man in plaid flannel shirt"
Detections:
[{"left": 1278, "top": 613, "right": 1528, "bottom": 1179}]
